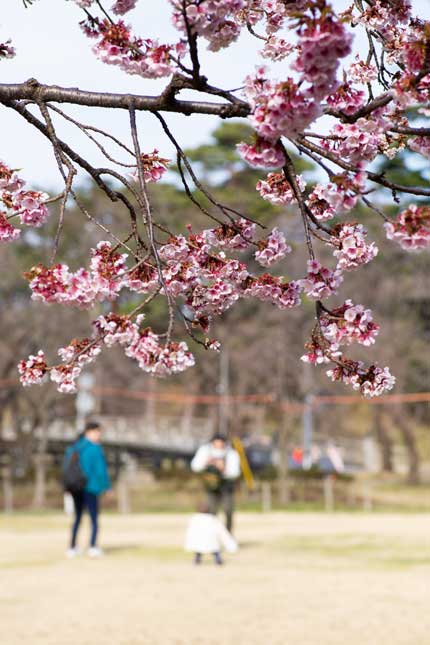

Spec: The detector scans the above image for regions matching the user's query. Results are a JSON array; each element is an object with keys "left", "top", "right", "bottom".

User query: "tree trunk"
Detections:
[
  {"left": 374, "top": 407, "right": 394, "bottom": 472},
  {"left": 395, "top": 411, "right": 420, "bottom": 485},
  {"left": 1, "top": 465, "right": 13, "bottom": 513},
  {"left": 277, "top": 410, "right": 290, "bottom": 505},
  {"left": 32, "top": 454, "right": 51, "bottom": 509}
]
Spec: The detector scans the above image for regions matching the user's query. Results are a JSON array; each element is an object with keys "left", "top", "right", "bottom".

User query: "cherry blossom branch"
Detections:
[
  {"left": 0, "top": 79, "right": 250, "bottom": 118},
  {"left": 7, "top": 99, "right": 144, "bottom": 244},
  {"left": 299, "top": 136, "right": 430, "bottom": 197},
  {"left": 129, "top": 102, "right": 176, "bottom": 343},
  {"left": 49, "top": 104, "right": 136, "bottom": 168},
  {"left": 153, "top": 110, "right": 264, "bottom": 229}
]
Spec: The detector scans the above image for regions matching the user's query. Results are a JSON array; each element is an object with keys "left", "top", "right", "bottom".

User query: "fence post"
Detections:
[
  {"left": 261, "top": 481, "right": 272, "bottom": 513},
  {"left": 323, "top": 476, "right": 334, "bottom": 512}
]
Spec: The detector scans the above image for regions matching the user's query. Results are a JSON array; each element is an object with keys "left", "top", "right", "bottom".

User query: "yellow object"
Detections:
[{"left": 232, "top": 436, "right": 255, "bottom": 491}]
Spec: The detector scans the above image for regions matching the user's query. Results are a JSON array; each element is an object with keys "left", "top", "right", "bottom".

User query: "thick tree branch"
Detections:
[{"left": 0, "top": 79, "right": 250, "bottom": 118}]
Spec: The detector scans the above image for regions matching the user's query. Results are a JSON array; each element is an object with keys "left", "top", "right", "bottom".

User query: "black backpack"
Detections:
[{"left": 63, "top": 449, "right": 87, "bottom": 494}]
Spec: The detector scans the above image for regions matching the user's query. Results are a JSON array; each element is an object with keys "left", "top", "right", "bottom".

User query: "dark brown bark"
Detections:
[
  {"left": 0, "top": 79, "right": 250, "bottom": 118},
  {"left": 395, "top": 411, "right": 420, "bottom": 485},
  {"left": 374, "top": 407, "right": 394, "bottom": 472}
]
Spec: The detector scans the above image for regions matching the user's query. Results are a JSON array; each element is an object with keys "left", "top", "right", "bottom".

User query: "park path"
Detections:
[{"left": 1, "top": 512, "right": 430, "bottom": 645}]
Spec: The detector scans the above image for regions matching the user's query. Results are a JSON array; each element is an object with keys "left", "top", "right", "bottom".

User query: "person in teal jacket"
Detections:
[{"left": 64, "top": 420, "right": 111, "bottom": 558}]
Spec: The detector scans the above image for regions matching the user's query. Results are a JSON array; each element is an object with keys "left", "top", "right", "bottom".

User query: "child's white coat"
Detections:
[{"left": 184, "top": 513, "right": 238, "bottom": 554}]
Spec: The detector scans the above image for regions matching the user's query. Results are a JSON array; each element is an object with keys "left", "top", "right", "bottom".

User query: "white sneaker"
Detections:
[
  {"left": 66, "top": 548, "right": 80, "bottom": 559},
  {"left": 87, "top": 547, "right": 104, "bottom": 558}
]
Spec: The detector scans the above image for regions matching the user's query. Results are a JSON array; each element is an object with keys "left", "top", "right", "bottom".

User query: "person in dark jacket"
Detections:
[{"left": 64, "top": 421, "right": 111, "bottom": 558}]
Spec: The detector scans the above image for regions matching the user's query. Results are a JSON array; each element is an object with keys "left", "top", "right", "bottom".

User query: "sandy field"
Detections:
[{"left": 1, "top": 511, "right": 430, "bottom": 645}]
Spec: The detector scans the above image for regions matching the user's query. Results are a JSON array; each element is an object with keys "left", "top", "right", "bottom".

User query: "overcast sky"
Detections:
[{"left": 1, "top": 0, "right": 429, "bottom": 190}]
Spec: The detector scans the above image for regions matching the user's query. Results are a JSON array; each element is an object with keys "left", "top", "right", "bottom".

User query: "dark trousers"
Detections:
[
  {"left": 207, "top": 486, "right": 234, "bottom": 533},
  {"left": 71, "top": 491, "right": 99, "bottom": 548}
]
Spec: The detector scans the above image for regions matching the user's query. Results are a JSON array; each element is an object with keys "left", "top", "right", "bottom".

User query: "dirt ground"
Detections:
[{"left": 1, "top": 511, "right": 430, "bottom": 645}]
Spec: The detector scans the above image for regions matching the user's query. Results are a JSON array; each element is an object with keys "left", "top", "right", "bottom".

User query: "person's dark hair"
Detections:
[
  {"left": 84, "top": 420, "right": 101, "bottom": 433},
  {"left": 211, "top": 432, "right": 227, "bottom": 443}
]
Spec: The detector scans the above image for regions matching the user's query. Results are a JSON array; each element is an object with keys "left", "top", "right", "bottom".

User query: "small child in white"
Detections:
[{"left": 185, "top": 503, "right": 238, "bottom": 565}]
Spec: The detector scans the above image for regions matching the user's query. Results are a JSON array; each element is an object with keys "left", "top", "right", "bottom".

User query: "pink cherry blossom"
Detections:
[
  {"left": 58, "top": 337, "right": 102, "bottom": 367},
  {"left": 327, "top": 360, "right": 395, "bottom": 398},
  {"left": 260, "top": 36, "right": 293, "bottom": 61},
  {"left": 323, "top": 118, "right": 386, "bottom": 164},
  {"left": 332, "top": 223, "right": 378, "bottom": 270},
  {"left": 255, "top": 227, "right": 291, "bottom": 267},
  {"left": 13, "top": 190, "right": 50, "bottom": 227},
  {"left": 93, "top": 313, "right": 143, "bottom": 346},
  {"left": 384, "top": 205, "right": 430, "bottom": 250},
  {"left": 202, "top": 219, "right": 256, "bottom": 251},
  {"left": 327, "top": 82, "right": 366, "bottom": 115},
  {"left": 293, "top": 15, "right": 352, "bottom": 99},
  {"left": 256, "top": 172, "right": 305, "bottom": 206},
  {"left": 190, "top": 280, "right": 240, "bottom": 317},
  {"left": 133, "top": 150, "right": 170, "bottom": 183},
  {"left": 0, "top": 40, "right": 15, "bottom": 60},
  {"left": 301, "top": 260, "right": 343, "bottom": 300},
  {"left": 243, "top": 274, "right": 302, "bottom": 310},
  {"left": 50, "top": 364, "right": 82, "bottom": 394},
  {"left": 85, "top": 19, "right": 180, "bottom": 79},
  {"left": 125, "top": 328, "right": 194, "bottom": 376},
  {"left": 18, "top": 351, "right": 48, "bottom": 386},
  {"left": 112, "top": 0, "right": 138, "bottom": 15},
  {"left": 126, "top": 263, "right": 159, "bottom": 294},
  {"left": 237, "top": 138, "right": 285, "bottom": 168},
  {"left": 320, "top": 300, "right": 380, "bottom": 347},
  {"left": 89, "top": 241, "right": 128, "bottom": 299},
  {"left": 408, "top": 136, "right": 430, "bottom": 158},
  {"left": 348, "top": 59, "right": 377, "bottom": 85},
  {"left": 0, "top": 162, "right": 24, "bottom": 193},
  {"left": 0, "top": 212, "right": 20, "bottom": 242},
  {"left": 170, "top": 0, "right": 244, "bottom": 51},
  {"left": 246, "top": 74, "right": 322, "bottom": 141},
  {"left": 307, "top": 172, "right": 366, "bottom": 221}
]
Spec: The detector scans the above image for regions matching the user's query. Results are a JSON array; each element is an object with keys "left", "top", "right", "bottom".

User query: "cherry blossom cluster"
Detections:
[
  {"left": 0, "top": 160, "right": 50, "bottom": 241},
  {"left": 384, "top": 205, "right": 430, "bottom": 251},
  {"left": 307, "top": 172, "right": 366, "bottom": 221},
  {"left": 74, "top": 0, "right": 138, "bottom": 15},
  {"left": 255, "top": 227, "right": 291, "bottom": 267},
  {"left": 319, "top": 300, "right": 380, "bottom": 348},
  {"left": 301, "top": 333, "right": 394, "bottom": 397},
  {"left": 292, "top": 13, "right": 352, "bottom": 99},
  {"left": 331, "top": 223, "right": 378, "bottom": 271},
  {"left": 256, "top": 172, "right": 306, "bottom": 206},
  {"left": 81, "top": 18, "right": 184, "bottom": 79},
  {"left": 18, "top": 309, "right": 195, "bottom": 391},
  {"left": 18, "top": 351, "right": 48, "bottom": 387},
  {"left": 300, "top": 260, "right": 343, "bottom": 300},
  {"left": 0, "top": 40, "right": 15, "bottom": 60},
  {"left": 133, "top": 150, "right": 170, "bottom": 183},
  {"left": 14, "top": 0, "right": 430, "bottom": 397},
  {"left": 408, "top": 136, "right": 430, "bottom": 158},
  {"left": 246, "top": 73, "right": 322, "bottom": 141},
  {"left": 25, "top": 241, "right": 128, "bottom": 307},
  {"left": 326, "top": 361, "right": 396, "bottom": 398},
  {"left": 236, "top": 137, "right": 286, "bottom": 168},
  {"left": 326, "top": 82, "right": 366, "bottom": 115},
  {"left": 243, "top": 274, "right": 302, "bottom": 310},
  {"left": 126, "top": 330, "right": 195, "bottom": 376},
  {"left": 169, "top": 0, "right": 243, "bottom": 52},
  {"left": 201, "top": 219, "right": 256, "bottom": 251},
  {"left": 322, "top": 118, "right": 386, "bottom": 164}
]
